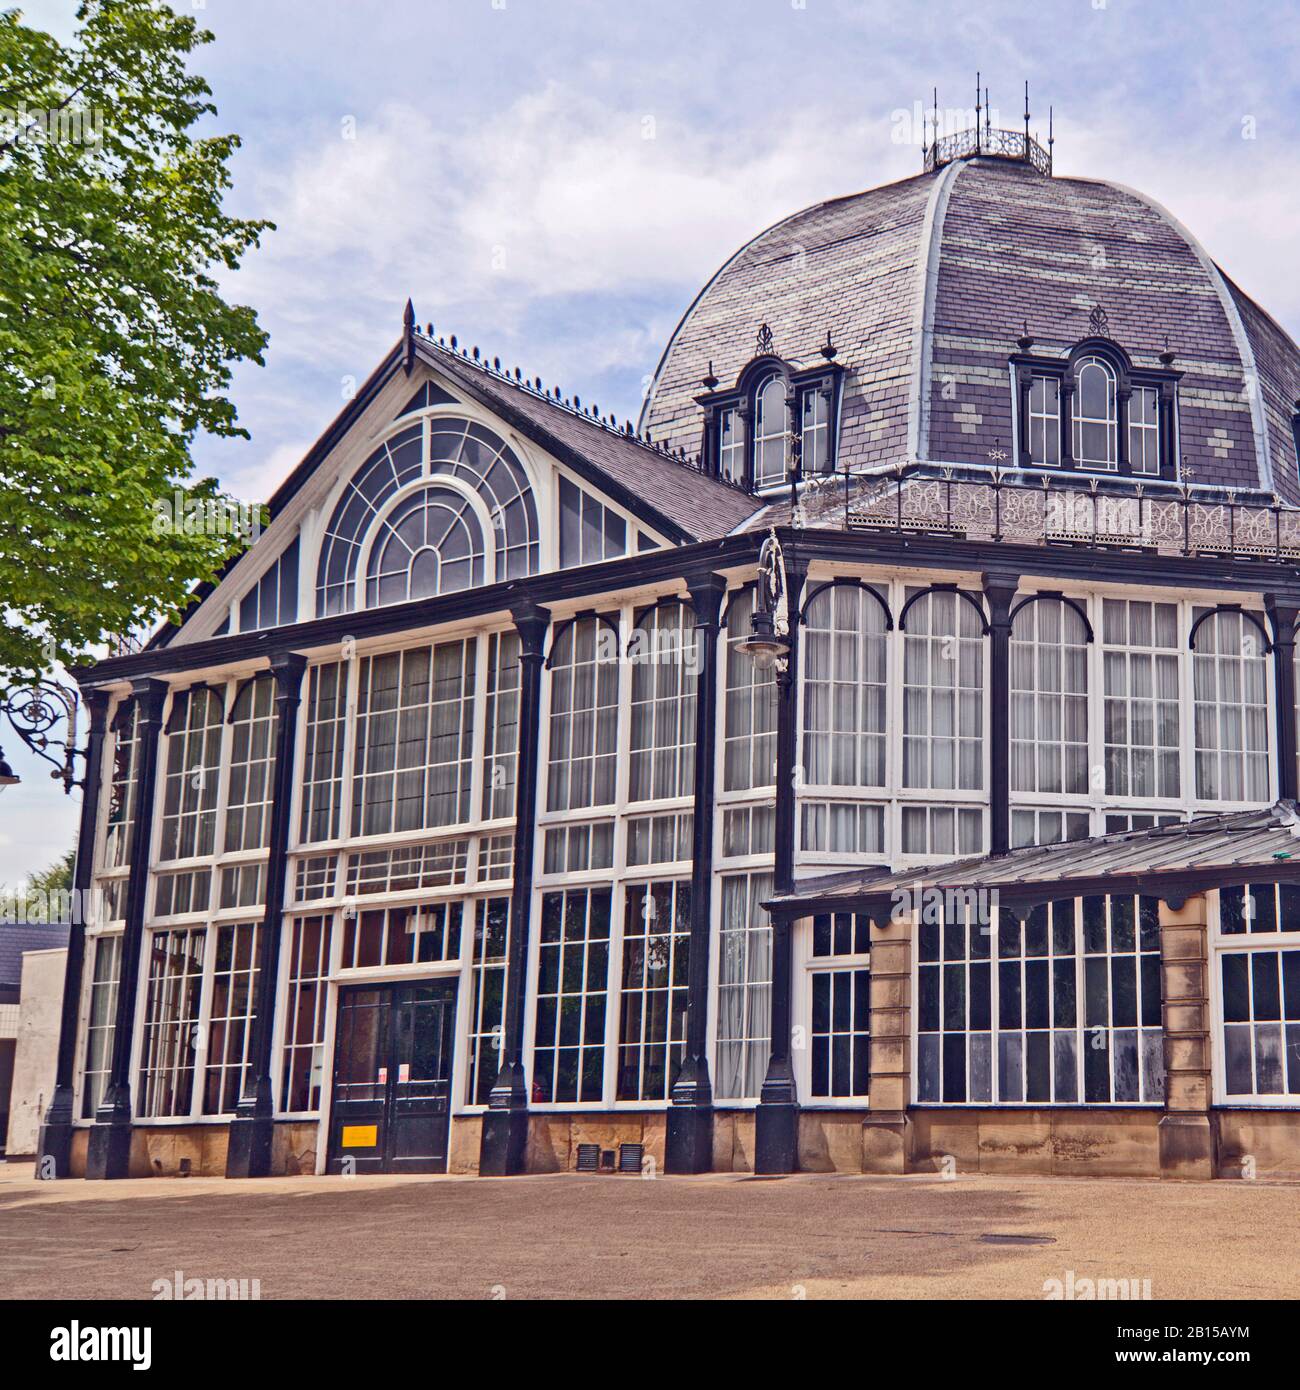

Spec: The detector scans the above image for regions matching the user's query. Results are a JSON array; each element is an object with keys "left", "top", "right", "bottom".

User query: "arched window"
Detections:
[
  {"left": 365, "top": 486, "right": 486, "bottom": 607},
  {"left": 317, "top": 417, "right": 538, "bottom": 615},
  {"left": 1192, "top": 610, "right": 1269, "bottom": 802},
  {"left": 547, "top": 617, "right": 619, "bottom": 812},
  {"left": 1073, "top": 357, "right": 1118, "bottom": 469},
  {"left": 903, "top": 590, "right": 984, "bottom": 790},
  {"left": 1011, "top": 600, "right": 1090, "bottom": 795},
  {"left": 159, "top": 686, "right": 225, "bottom": 862},
  {"left": 802, "top": 584, "right": 888, "bottom": 788},
  {"left": 724, "top": 588, "right": 777, "bottom": 791},
  {"left": 753, "top": 374, "right": 789, "bottom": 489},
  {"left": 223, "top": 675, "right": 275, "bottom": 853},
  {"left": 629, "top": 601, "right": 697, "bottom": 803}
]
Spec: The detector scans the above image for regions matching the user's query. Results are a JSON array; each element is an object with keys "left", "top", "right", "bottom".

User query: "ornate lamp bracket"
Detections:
[{"left": 0, "top": 679, "right": 83, "bottom": 793}]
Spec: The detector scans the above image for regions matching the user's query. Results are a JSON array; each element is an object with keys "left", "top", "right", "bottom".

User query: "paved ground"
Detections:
[{"left": 1, "top": 1162, "right": 1296, "bottom": 1300}]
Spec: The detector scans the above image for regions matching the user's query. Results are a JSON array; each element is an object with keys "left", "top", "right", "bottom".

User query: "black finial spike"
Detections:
[
  {"left": 472, "top": 346, "right": 479, "bottom": 360},
  {"left": 821, "top": 329, "right": 837, "bottom": 361},
  {"left": 493, "top": 356, "right": 500, "bottom": 371},
  {"left": 402, "top": 299, "right": 416, "bottom": 375},
  {"left": 984, "top": 86, "right": 990, "bottom": 140},
  {"left": 702, "top": 359, "right": 719, "bottom": 391},
  {"left": 514, "top": 367, "right": 521, "bottom": 381},
  {"left": 574, "top": 395, "right": 581, "bottom": 409},
  {"left": 450, "top": 333, "right": 457, "bottom": 349},
  {"left": 403, "top": 298, "right": 415, "bottom": 330},
  {"left": 426, "top": 322, "right": 433, "bottom": 336}
]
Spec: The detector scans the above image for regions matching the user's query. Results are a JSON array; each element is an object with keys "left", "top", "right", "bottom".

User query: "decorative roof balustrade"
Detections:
[
  {"left": 843, "top": 467, "right": 1300, "bottom": 562},
  {"left": 924, "top": 125, "right": 1052, "bottom": 176}
]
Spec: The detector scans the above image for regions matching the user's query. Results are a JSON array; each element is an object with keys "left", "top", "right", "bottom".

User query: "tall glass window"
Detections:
[
  {"left": 351, "top": 641, "right": 477, "bottom": 837},
  {"left": 202, "top": 922, "right": 260, "bottom": 1115},
  {"left": 80, "top": 934, "right": 122, "bottom": 1118},
  {"left": 158, "top": 687, "right": 224, "bottom": 862},
  {"left": 802, "top": 584, "right": 887, "bottom": 789},
  {"left": 1192, "top": 610, "right": 1269, "bottom": 803},
  {"left": 629, "top": 601, "right": 697, "bottom": 804},
  {"left": 546, "top": 617, "right": 619, "bottom": 813},
  {"left": 1129, "top": 385, "right": 1160, "bottom": 474},
  {"left": 724, "top": 588, "right": 777, "bottom": 792},
  {"left": 532, "top": 887, "right": 612, "bottom": 1103},
  {"left": 1010, "top": 599, "right": 1089, "bottom": 795},
  {"left": 482, "top": 632, "right": 521, "bottom": 821},
  {"left": 715, "top": 872, "right": 774, "bottom": 1100},
  {"left": 466, "top": 898, "right": 510, "bottom": 1105},
  {"left": 280, "top": 915, "right": 332, "bottom": 1113},
  {"left": 800, "top": 387, "right": 830, "bottom": 474},
  {"left": 616, "top": 880, "right": 690, "bottom": 1100},
  {"left": 300, "top": 663, "right": 348, "bottom": 845},
  {"left": 137, "top": 927, "right": 207, "bottom": 1119},
  {"left": 1102, "top": 599, "right": 1180, "bottom": 799},
  {"left": 718, "top": 407, "right": 745, "bottom": 485},
  {"left": 903, "top": 590, "right": 984, "bottom": 790},
  {"left": 223, "top": 675, "right": 275, "bottom": 853}
]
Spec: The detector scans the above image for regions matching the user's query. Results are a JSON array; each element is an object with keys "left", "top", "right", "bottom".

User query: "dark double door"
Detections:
[{"left": 327, "top": 979, "right": 458, "bottom": 1174}]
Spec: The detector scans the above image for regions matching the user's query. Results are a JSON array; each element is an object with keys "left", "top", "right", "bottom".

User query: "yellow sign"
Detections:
[{"left": 341, "top": 1125, "right": 378, "bottom": 1148}]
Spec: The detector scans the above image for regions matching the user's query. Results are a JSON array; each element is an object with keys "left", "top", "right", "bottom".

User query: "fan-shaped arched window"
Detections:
[
  {"left": 802, "top": 584, "right": 888, "bottom": 788},
  {"left": 1073, "top": 357, "right": 1117, "bottom": 469},
  {"left": 753, "top": 374, "right": 789, "bottom": 489},
  {"left": 1192, "top": 610, "right": 1269, "bottom": 802},
  {"left": 317, "top": 417, "right": 538, "bottom": 615},
  {"left": 365, "top": 485, "right": 486, "bottom": 607},
  {"left": 629, "top": 601, "right": 698, "bottom": 803},
  {"left": 1011, "top": 600, "right": 1090, "bottom": 795}
]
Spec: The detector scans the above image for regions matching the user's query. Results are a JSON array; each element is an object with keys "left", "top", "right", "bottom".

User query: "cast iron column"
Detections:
[
  {"left": 479, "top": 601, "right": 550, "bottom": 1176},
  {"left": 665, "top": 571, "right": 726, "bottom": 1174},
  {"left": 983, "top": 572, "right": 1019, "bottom": 856},
  {"left": 36, "top": 688, "right": 110, "bottom": 1178},
  {"left": 1266, "top": 595, "right": 1300, "bottom": 802},
  {"left": 85, "top": 678, "right": 168, "bottom": 1180},
  {"left": 755, "top": 552, "right": 808, "bottom": 1174},
  {"left": 227, "top": 652, "right": 308, "bottom": 1178}
]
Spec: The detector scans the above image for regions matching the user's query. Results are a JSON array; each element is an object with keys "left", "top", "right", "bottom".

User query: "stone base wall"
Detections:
[
  {"left": 67, "top": 1121, "right": 320, "bottom": 1178},
  {"left": 909, "top": 1108, "right": 1162, "bottom": 1177},
  {"left": 1214, "top": 1109, "right": 1300, "bottom": 1179},
  {"left": 524, "top": 1111, "right": 669, "bottom": 1174}
]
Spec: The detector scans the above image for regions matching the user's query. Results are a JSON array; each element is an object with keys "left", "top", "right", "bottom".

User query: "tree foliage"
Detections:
[{"left": 0, "top": 0, "right": 271, "bottom": 675}]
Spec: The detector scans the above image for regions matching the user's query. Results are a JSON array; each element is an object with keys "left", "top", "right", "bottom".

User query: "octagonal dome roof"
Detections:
[{"left": 641, "top": 153, "right": 1300, "bottom": 502}]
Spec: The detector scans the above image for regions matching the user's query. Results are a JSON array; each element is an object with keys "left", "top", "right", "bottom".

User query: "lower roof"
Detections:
[{"left": 770, "top": 802, "right": 1300, "bottom": 919}]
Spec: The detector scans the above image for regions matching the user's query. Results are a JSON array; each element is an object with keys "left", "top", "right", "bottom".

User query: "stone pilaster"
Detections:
[
  {"left": 862, "top": 909, "right": 913, "bottom": 1174},
  {"left": 1158, "top": 893, "right": 1215, "bottom": 1179}
]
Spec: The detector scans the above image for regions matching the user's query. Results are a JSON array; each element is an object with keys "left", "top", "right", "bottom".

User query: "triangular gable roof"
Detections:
[
  {"left": 411, "top": 337, "right": 762, "bottom": 542},
  {"left": 150, "top": 330, "right": 763, "bottom": 649}
]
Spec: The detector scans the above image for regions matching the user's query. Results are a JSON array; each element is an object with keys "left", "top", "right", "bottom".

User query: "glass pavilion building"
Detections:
[{"left": 40, "top": 126, "right": 1300, "bottom": 1182}]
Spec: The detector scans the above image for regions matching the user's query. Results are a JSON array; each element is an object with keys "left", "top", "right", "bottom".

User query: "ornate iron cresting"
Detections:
[
  {"left": 924, "top": 126, "right": 1053, "bottom": 177},
  {"left": 0, "top": 679, "right": 82, "bottom": 793},
  {"left": 844, "top": 465, "right": 1300, "bottom": 562}
]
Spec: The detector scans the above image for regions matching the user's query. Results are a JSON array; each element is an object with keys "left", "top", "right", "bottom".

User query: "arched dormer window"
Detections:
[
  {"left": 697, "top": 344, "right": 842, "bottom": 493},
  {"left": 1012, "top": 334, "right": 1180, "bottom": 481},
  {"left": 1073, "top": 356, "right": 1118, "bottom": 469}
]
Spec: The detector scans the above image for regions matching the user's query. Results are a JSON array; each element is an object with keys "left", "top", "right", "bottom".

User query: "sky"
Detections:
[{"left": 4, "top": 0, "right": 1300, "bottom": 885}]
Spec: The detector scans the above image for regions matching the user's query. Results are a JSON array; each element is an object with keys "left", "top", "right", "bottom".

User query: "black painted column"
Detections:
[
  {"left": 666, "top": 571, "right": 726, "bottom": 1174},
  {"left": 983, "top": 572, "right": 1019, "bottom": 856},
  {"left": 1266, "top": 595, "right": 1300, "bottom": 802},
  {"left": 755, "top": 552, "right": 808, "bottom": 1175},
  {"left": 85, "top": 678, "right": 168, "bottom": 1180},
  {"left": 227, "top": 652, "right": 308, "bottom": 1178},
  {"left": 479, "top": 601, "right": 550, "bottom": 1176},
  {"left": 36, "top": 689, "right": 110, "bottom": 1178}
]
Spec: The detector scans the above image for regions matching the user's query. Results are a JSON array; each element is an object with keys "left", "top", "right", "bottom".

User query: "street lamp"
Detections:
[
  {"left": 0, "top": 680, "right": 82, "bottom": 793},
  {"left": 737, "top": 531, "right": 790, "bottom": 670},
  {"left": 0, "top": 747, "right": 19, "bottom": 792}
]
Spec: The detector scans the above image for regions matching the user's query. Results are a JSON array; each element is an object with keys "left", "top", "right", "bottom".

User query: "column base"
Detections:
[
  {"left": 861, "top": 1111, "right": 912, "bottom": 1175},
  {"left": 665, "top": 1103, "right": 714, "bottom": 1174},
  {"left": 1158, "top": 1113, "right": 1214, "bottom": 1180},
  {"left": 36, "top": 1088, "right": 76, "bottom": 1179},
  {"left": 226, "top": 1113, "right": 275, "bottom": 1179},
  {"left": 754, "top": 1101, "right": 799, "bottom": 1174},
  {"left": 479, "top": 1107, "right": 529, "bottom": 1176},
  {"left": 85, "top": 1119, "right": 133, "bottom": 1181}
]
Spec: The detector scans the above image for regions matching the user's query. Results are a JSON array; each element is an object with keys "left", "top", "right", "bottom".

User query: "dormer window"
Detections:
[
  {"left": 1129, "top": 385, "right": 1160, "bottom": 475},
  {"left": 1028, "top": 376, "right": 1060, "bottom": 466},
  {"left": 1073, "top": 356, "right": 1118, "bottom": 469},
  {"left": 697, "top": 345, "right": 842, "bottom": 493},
  {"left": 753, "top": 374, "right": 789, "bottom": 489},
  {"left": 1013, "top": 335, "right": 1180, "bottom": 481}
]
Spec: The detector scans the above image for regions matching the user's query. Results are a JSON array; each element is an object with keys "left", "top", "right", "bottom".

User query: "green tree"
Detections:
[{"left": 0, "top": 1, "right": 271, "bottom": 675}]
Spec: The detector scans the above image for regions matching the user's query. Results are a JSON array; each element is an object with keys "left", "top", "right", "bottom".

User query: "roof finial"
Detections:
[
  {"left": 820, "top": 329, "right": 838, "bottom": 361},
  {"left": 975, "top": 70, "right": 981, "bottom": 154},
  {"left": 702, "top": 360, "right": 719, "bottom": 391},
  {"left": 402, "top": 298, "right": 416, "bottom": 376},
  {"left": 1024, "top": 80, "right": 1031, "bottom": 145},
  {"left": 984, "top": 85, "right": 991, "bottom": 142}
]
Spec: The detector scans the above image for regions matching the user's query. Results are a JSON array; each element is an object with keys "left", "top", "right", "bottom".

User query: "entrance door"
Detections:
[{"left": 327, "top": 979, "right": 458, "bottom": 1174}]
